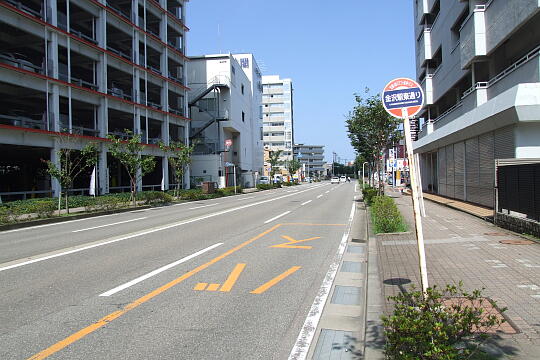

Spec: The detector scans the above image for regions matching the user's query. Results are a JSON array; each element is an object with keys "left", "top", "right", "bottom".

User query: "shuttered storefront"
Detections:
[
  {"left": 427, "top": 126, "right": 515, "bottom": 209},
  {"left": 454, "top": 141, "right": 465, "bottom": 200},
  {"left": 446, "top": 144, "right": 455, "bottom": 199},
  {"left": 465, "top": 137, "right": 481, "bottom": 204},
  {"left": 438, "top": 146, "right": 446, "bottom": 196}
]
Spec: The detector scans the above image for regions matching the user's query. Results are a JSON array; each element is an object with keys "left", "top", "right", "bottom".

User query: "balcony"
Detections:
[
  {"left": 416, "top": 0, "right": 429, "bottom": 24},
  {"left": 460, "top": 5, "right": 486, "bottom": 69},
  {"left": 485, "top": 0, "right": 539, "bottom": 55},
  {"left": 417, "top": 28, "right": 432, "bottom": 68},
  {"left": 421, "top": 74, "right": 434, "bottom": 104}
]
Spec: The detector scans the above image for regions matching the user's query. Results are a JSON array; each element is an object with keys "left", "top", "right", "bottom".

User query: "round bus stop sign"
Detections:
[{"left": 382, "top": 78, "right": 424, "bottom": 119}]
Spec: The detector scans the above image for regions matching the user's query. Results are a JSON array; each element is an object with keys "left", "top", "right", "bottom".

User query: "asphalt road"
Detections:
[{"left": 0, "top": 182, "right": 357, "bottom": 359}]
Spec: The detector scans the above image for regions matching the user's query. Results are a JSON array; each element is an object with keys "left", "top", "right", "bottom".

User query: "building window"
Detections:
[
  {"left": 242, "top": 111, "right": 245, "bottom": 122},
  {"left": 241, "top": 84, "right": 244, "bottom": 95}
]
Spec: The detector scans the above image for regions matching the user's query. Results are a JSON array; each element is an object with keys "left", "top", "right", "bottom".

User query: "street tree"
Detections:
[
  {"left": 346, "top": 90, "right": 402, "bottom": 192},
  {"left": 286, "top": 159, "right": 301, "bottom": 181},
  {"left": 44, "top": 134, "right": 99, "bottom": 214},
  {"left": 107, "top": 130, "right": 156, "bottom": 206},
  {"left": 268, "top": 150, "right": 283, "bottom": 181},
  {"left": 159, "top": 141, "right": 194, "bottom": 198}
]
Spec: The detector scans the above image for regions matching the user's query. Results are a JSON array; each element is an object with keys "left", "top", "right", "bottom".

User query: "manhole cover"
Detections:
[
  {"left": 484, "top": 232, "right": 509, "bottom": 236},
  {"left": 499, "top": 239, "right": 535, "bottom": 245}
]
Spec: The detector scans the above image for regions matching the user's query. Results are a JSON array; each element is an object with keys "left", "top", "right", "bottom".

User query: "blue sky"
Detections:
[{"left": 187, "top": 0, "right": 416, "bottom": 163}]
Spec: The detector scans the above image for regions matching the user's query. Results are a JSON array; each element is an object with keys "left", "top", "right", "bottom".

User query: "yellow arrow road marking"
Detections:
[
  {"left": 271, "top": 235, "right": 321, "bottom": 249},
  {"left": 251, "top": 266, "right": 301, "bottom": 294}
]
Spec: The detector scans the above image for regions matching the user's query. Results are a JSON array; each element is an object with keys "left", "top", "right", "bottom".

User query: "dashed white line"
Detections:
[
  {"left": 188, "top": 203, "right": 220, "bottom": 210},
  {"left": 72, "top": 217, "right": 147, "bottom": 233},
  {"left": 264, "top": 211, "right": 291, "bottom": 224},
  {"left": 99, "top": 243, "right": 223, "bottom": 296},
  {"left": 325, "top": 191, "right": 330, "bottom": 194},
  {"left": 317, "top": 194, "right": 323, "bottom": 199},
  {"left": 301, "top": 200, "right": 312, "bottom": 206}
]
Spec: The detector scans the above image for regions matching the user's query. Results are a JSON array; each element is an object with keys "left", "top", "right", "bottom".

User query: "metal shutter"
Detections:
[
  {"left": 438, "top": 147, "right": 446, "bottom": 196},
  {"left": 454, "top": 141, "right": 465, "bottom": 200},
  {"left": 446, "top": 144, "right": 455, "bottom": 199},
  {"left": 494, "top": 125, "right": 515, "bottom": 159},
  {"left": 478, "top": 133, "right": 495, "bottom": 208},
  {"left": 465, "top": 137, "right": 480, "bottom": 204}
]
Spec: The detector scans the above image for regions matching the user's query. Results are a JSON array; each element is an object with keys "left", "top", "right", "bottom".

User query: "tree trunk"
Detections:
[
  {"left": 57, "top": 189, "right": 62, "bottom": 216},
  {"left": 65, "top": 192, "right": 69, "bottom": 214}
]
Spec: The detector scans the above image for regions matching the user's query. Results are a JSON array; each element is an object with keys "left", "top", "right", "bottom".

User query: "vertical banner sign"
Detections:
[{"left": 382, "top": 78, "right": 429, "bottom": 294}]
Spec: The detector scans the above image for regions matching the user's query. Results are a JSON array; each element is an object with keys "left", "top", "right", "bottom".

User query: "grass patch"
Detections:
[{"left": 370, "top": 195, "right": 407, "bottom": 233}]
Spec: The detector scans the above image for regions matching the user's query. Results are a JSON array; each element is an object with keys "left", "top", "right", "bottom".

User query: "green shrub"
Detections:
[
  {"left": 137, "top": 191, "right": 173, "bottom": 204},
  {"left": 256, "top": 184, "right": 273, "bottom": 191},
  {"left": 362, "top": 186, "right": 378, "bottom": 205},
  {"left": 370, "top": 195, "right": 407, "bottom": 233},
  {"left": 215, "top": 186, "right": 242, "bottom": 197},
  {"left": 382, "top": 283, "right": 506, "bottom": 360}
]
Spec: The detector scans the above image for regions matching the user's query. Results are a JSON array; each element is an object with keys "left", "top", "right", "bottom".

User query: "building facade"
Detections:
[
  {"left": 413, "top": 0, "right": 540, "bottom": 208},
  {"left": 188, "top": 54, "right": 263, "bottom": 188},
  {"left": 262, "top": 75, "right": 294, "bottom": 166},
  {"left": 0, "top": 0, "right": 190, "bottom": 199},
  {"left": 293, "top": 144, "right": 325, "bottom": 179}
]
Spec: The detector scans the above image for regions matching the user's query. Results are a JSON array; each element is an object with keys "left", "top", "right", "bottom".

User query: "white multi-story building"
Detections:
[
  {"left": 413, "top": 0, "right": 540, "bottom": 208},
  {"left": 262, "top": 75, "right": 294, "bottom": 165},
  {"left": 0, "top": 0, "right": 190, "bottom": 200},
  {"left": 188, "top": 54, "right": 263, "bottom": 188}
]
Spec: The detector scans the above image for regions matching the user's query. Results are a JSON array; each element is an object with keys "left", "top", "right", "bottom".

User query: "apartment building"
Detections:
[
  {"left": 262, "top": 75, "right": 294, "bottom": 166},
  {"left": 188, "top": 54, "right": 263, "bottom": 188},
  {"left": 0, "top": 0, "right": 190, "bottom": 199},
  {"left": 293, "top": 144, "right": 325, "bottom": 179},
  {"left": 413, "top": 0, "right": 540, "bottom": 208}
]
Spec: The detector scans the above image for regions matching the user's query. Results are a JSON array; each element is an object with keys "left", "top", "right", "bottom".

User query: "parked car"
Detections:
[
  {"left": 259, "top": 176, "right": 270, "bottom": 184},
  {"left": 331, "top": 177, "right": 340, "bottom": 184}
]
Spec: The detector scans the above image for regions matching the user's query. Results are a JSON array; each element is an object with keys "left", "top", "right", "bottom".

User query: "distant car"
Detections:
[
  {"left": 340, "top": 176, "right": 347, "bottom": 183},
  {"left": 331, "top": 177, "right": 340, "bottom": 184},
  {"left": 259, "top": 176, "right": 270, "bottom": 184}
]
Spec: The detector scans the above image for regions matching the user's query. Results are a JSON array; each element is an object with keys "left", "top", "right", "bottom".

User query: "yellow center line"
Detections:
[
  {"left": 27, "top": 224, "right": 282, "bottom": 360},
  {"left": 220, "top": 263, "right": 247, "bottom": 292},
  {"left": 206, "top": 284, "right": 221, "bottom": 291},
  {"left": 250, "top": 266, "right": 302, "bottom": 294}
]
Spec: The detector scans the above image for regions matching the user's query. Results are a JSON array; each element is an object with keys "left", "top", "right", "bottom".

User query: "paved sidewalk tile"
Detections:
[{"left": 377, "top": 191, "right": 540, "bottom": 358}]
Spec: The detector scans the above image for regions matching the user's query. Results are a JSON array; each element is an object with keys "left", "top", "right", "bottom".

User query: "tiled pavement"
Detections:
[{"left": 376, "top": 189, "right": 540, "bottom": 358}]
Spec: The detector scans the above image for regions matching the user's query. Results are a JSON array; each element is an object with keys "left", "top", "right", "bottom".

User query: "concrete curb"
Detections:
[{"left": 363, "top": 202, "right": 386, "bottom": 359}]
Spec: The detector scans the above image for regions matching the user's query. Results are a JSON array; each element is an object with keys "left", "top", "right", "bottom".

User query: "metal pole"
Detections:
[
  {"left": 362, "top": 162, "right": 368, "bottom": 189},
  {"left": 233, "top": 165, "right": 237, "bottom": 193},
  {"left": 402, "top": 108, "right": 429, "bottom": 295}
]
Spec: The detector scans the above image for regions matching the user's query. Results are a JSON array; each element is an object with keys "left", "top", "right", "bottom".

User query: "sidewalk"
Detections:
[{"left": 374, "top": 188, "right": 540, "bottom": 359}]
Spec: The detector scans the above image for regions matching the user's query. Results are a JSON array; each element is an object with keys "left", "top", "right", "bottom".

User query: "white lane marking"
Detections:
[
  {"left": 237, "top": 196, "right": 255, "bottom": 201},
  {"left": 289, "top": 202, "right": 356, "bottom": 360},
  {"left": 301, "top": 200, "right": 312, "bottom": 206},
  {"left": 188, "top": 203, "right": 220, "bottom": 210},
  {"left": 317, "top": 194, "right": 323, "bottom": 199},
  {"left": 99, "top": 243, "right": 223, "bottom": 296},
  {"left": 0, "top": 184, "right": 327, "bottom": 272},
  {"left": 264, "top": 211, "right": 291, "bottom": 224},
  {"left": 72, "top": 217, "right": 147, "bottom": 233},
  {"left": 325, "top": 191, "right": 330, "bottom": 194},
  {"left": 0, "top": 213, "right": 121, "bottom": 234}
]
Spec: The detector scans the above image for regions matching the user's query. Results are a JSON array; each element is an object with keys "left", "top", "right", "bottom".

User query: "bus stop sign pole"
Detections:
[{"left": 382, "top": 78, "right": 429, "bottom": 295}]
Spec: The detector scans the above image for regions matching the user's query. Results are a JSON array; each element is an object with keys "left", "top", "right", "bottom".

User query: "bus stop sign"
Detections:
[{"left": 382, "top": 78, "right": 424, "bottom": 118}]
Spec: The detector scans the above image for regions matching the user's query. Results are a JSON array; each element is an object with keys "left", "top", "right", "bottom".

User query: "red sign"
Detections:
[{"left": 382, "top": 78, "right": 424, "bottom": 119}]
